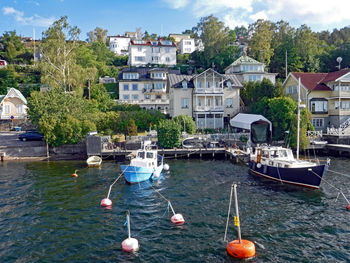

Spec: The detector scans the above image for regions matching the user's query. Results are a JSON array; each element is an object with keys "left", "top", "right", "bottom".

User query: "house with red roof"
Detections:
[{"left": 283, "top": 69, "right": 350, "bottom": 132}]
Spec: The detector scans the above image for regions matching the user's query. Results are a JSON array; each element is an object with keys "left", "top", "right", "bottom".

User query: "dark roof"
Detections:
[
  {"left": 118, "top": 67, "right": 180, "bottom": 81},
  {"left": 291, "top": 69, "right": 350, "bottom": 91},
  {"left": 168, "top": 74, "right": 194, "bottom": 88}
]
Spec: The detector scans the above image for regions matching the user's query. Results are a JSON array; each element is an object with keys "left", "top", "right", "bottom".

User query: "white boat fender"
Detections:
[
  {"left": 257, "top": 163, "right": 262, "bottom": 168},
  {"left": 164, "top": 163, "right": 170, "bottom": 171},
  {"left": 152, "top": 170, "right": 160, "bottom": 178},
  {"left": 122, "top": 237, "right": 139, "bottom": 252}
]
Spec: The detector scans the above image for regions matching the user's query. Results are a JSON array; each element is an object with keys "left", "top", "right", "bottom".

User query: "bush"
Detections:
[{"left": 156, "top": 119, "right": 181, "bottom": 149}]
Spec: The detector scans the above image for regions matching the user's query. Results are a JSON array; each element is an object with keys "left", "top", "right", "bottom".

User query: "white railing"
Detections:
[
  {"left": 195, "top": 106, "right": 224, "bottom": 111},
  {"left": 340, "top": 117, "right": 350, "bottom": 130},
  {"left": 306, "top": 130, "right": 323, "bottom": 138},
  {"left": 327, "top": 127, "right": 345, "bottom": 135}
]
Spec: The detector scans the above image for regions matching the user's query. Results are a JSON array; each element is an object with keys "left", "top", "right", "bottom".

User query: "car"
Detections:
[{"left": 18, "top": 131, "right": 44, "bottom": 141}]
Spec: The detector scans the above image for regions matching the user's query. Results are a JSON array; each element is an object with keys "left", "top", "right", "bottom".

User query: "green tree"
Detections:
[
  {"left": 39, "top": 16, "right": 86, "bottom": 92},
  {"left": 173, "top": 114, "right": 196, "bottom": 134},
  {"left": 0, "top": 67, "right": 18, "bottom": 94},
  {"left": 294, "top": 25, "right": 321, "bottom": 72},
  {"left": 248, "top": 20, "right": 274, "bottom": 67},
  {"left": 288, "top": 109, "right": 312, "bottom": 150},
  {"left": 0, "top": 31, "right": 27, "bottom": 63},
  {"left": 87, "top": 27, "right": 108, "bottom": 43},
  {"left": 156, "top": 119, "right": 181, "bottom": 149},
  {"left": 127, "top": 119, "right": 138, "bottom": 136}
]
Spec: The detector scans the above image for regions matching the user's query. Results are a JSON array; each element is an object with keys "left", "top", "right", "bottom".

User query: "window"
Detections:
[
  {"left": 123, "top": 73, "right": 138, "bottom": 79},
  {"left": 248, "top": 75, "right": 262, "bottom": 81},
  {"left": 132, "top": 84, "right": 138, "bottom": 91},
  {"left": 16, "top": 104, "right": 23, "bottom": 113},
  {"left": 310, "top": 99, "right": 327, "bottom": 113},
  {"left": 197, "top": 81, "right": 201, "bottom": 88},
  {"left": 123, "top": 84, "right": 129, "bottom": 91},
  {"left": 165, "top": 57, "right": 170, "bottom": 62},
  {"left": 226, "top": 98, "right": 233, "bottom": 108},
  {"left": 145, "top": 95, "right": 150, "bottom": 99},
  {"left": 152, "top": 47, "right": 160, "bottom": 53},
  {"left": 184, "top": 48, "right": 191, "bottom": 53},
  {"left": 123, "top": 95, "right": 129, "bottom": 100},
  {"left": 226, "top": 81, "right": 232, "bottom": 89},
  {"left": 154, "top": 83, "right": 163, "bottom": 89},
  {"left": 197, "top": 98, "right": 201, "bottom": 106},
  {"left": 144, "top": 83, "right": 151, "bottom": 91},
  {"left": 182, "top": 98, "right": 189, "bottom": 108},
  {"left": 312, "top": 118, "right": 324, "bottom": 128},
  {"left": 135, "top": 56, "right": 145, "bottom": 62},
  {"left": 286, "top": 85, "right": 297, "bottom": 94},
  {"left": 4, "top": 104, "right": 10, "bottom": 114},
  {"left": 132, "top": 94, "right": 138, "bottom": 100},
  {"left": 215, "top": 98, "right": 220, "bottom": 106},
  {"left": 342, "top": 101, "right": 350, "bottom": 109},
  {"left": 182, "top": 81, "right": 187, "bottom": 89},
  {"left": 152, "top": 72, "right": 163, "bottom": 79},
  {"left": 165, "top": 48, "right": 170, "bottom": 53},
  {"left": 207, "top": 98, "right": 211, "bottom": 106},
  {"left": 207, "top": 81, "right": 210, "bottom": 88},
  {"left": 152, "top": 56, "right": 159, "bottom": 62},
  {"left": 137, "top": 47, "right": 142, "bottom": 52}
]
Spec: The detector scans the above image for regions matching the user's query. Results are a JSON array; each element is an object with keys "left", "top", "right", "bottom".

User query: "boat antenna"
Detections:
[{"left": 297, "top": 77, "right": 301, "bottom": 160}]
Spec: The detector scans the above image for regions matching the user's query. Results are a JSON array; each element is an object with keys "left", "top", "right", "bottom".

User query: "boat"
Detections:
[
  {"left": 121, "top": 141, "right": 164, "bottom": 184},
  {"left": 248, "top": 78, "right": 329, "bottom": 189},
  {"left": 87, "top": 155, "right": 102, "bottom": 168}
]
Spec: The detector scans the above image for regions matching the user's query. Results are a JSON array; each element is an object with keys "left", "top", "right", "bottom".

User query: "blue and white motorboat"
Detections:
[{"left": 121, "top": 141, "right": 164, "bottom": 184}]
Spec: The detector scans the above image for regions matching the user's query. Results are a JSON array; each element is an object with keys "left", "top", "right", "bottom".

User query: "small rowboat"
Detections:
[{"left": 87, "top": 155, "right": 102, "bottom": 168}]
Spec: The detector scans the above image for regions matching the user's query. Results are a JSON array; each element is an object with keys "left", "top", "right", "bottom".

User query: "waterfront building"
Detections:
[
  {"left": 224, "top": 55, "right": 276, "bottom": 85},
  {"left": 283, "top": 69, "right": 350, "bottom": 132},
  {"left": 108, "top": 35, "right": 130, "bottom": 56},
  {"left": 128, "top": 40, "right": 177, "bottom": 66},
  {"left": 168, "top": 68, "right": 243, "bottom": 129},
  {"left": 0, "top": 88, "right": 27, "bottom": 120},
  {"left": 98, "top": 76, "right": 116, "bottom": 84},
  {"left": 118, "top": 67, "right": 181, "bottom": 114}
]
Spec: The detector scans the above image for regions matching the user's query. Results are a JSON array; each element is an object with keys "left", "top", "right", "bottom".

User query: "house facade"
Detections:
[
  {"left": 0, "top": 88, "right": 27, "bottom": 120},
  {"left": 224, "top": 55, "right": 276, "bottom": 85},
  {"left": 283, "top": 69, "right": 350, "bottom": 132},
  {"left": 118, "top": 67, "right": 180, "bottom": 114},
  {"left": 179, "top": 38, "right": 196, "bottom": 54},
  {"left": 108, "top": 36, "right": 130, "bottom": 56},
  {"left": 128, "top": 40, "right": 177, "bottom": 66},
  {"left": 168, "top": 68, "right": 243, "bottom": 129},
  {"left": 0, "top": 59, "right": 7, "bottom": 68}
]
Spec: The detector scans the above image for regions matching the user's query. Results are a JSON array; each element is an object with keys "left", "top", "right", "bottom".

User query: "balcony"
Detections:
[
  {"left": 330, "top": 90, "right": 350, "bottom": 98},
  {"left": 194, "top": 87, "right": 223, "bottom": 94},
  {"left": 195, "top": 106, "right": 224, "bottom": 112}
]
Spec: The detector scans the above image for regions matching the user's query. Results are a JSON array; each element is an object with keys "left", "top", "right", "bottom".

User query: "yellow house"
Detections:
[
  {"left": 283, "top": 69, "right": 350, "bottom": 131},
  {"left": 0, "top": 88, "right": 27, "bottom": 120}
]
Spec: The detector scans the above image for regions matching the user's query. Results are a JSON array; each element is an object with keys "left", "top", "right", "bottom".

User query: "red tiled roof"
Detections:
[
  {"left": 321, "top": 68, "right": 350, "bottom": 83},
  {"left": 291, "top": 72, "right": 328, "bottom": 91}
]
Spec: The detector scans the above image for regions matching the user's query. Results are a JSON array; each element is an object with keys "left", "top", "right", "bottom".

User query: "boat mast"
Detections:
[{"left": 297, "top": 77, "right": 301, "bottom": 160}]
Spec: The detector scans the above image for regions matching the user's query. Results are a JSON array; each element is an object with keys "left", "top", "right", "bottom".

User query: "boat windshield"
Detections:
[
  {"left": 146, "top": 152, "right": 154, "bottom": 159},
  {"left": 138, "top": 152, "right": 145, "bottom": 159}
]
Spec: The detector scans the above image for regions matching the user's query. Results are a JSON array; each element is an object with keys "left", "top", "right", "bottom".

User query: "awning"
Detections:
[{"left": 230, "top": 113, "right": 272, "bottom": 132}]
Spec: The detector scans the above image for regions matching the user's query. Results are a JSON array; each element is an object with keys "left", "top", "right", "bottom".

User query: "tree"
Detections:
[
  {"left": 173, "top": 114, "right": 196, "bottom": 134},
  {"left": 127, "top": 119, "right": 138, "bottom": 136},
  {"left": 39, "top": 16, "right": 86, "bottom": 92},
  {"left": 248, "top": 20, "right": 274, "bottom": 67},
  {"left": 87, "top": 27, "right": 108, "bottom": 43},
  {"left": 0, "top": 67, "right": 18, "bottom": 94},
  {"left": 156, "top": 119, "right": 181, "bottom": 149},
  {"left": 294, "top": 25, "right": 321, "bottom": 72},
  {"left": 0, "top": 31, "right": 27, "bottom": 63}
]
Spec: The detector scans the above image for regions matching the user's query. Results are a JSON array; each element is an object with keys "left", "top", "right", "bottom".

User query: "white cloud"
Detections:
[
  {"left": 163, "top": 0, "right": 350, "bottom": 30},
  {"left": 2, "top": 6, "right": 55, "bottom": 27}
]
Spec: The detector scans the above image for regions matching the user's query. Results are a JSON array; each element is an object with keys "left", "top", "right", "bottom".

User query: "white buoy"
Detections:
[
  {"left": 163, "top": 163, "right": 170, "bottom": 171},
  {"left": 152, "top": 170, "right": 160, "bottom": 179},
  {"left": 100, "top": 198, "right": 112, "bottom": 207},
  {"left": 168, "top": 201, "right": 185, "bottom": 225},
  {"left": 122, "top": 211, "right": 139, "bottom": 252}
]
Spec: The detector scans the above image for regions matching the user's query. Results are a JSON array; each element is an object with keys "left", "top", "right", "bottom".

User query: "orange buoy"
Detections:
[
  {"left": 100, "top": 198, "right": 112, "bottom": 207},
  {"left": 227, "top": 239, "right": 256, "bottom": 259},
  {"left": 122, "top": 237, "right": 139, "bottom": 252},
  {"left": 171, "top": 213, "right": 185, "bottom": 225},
  {"left": 346, "top": 204, "right": 350, "bottom": 211},
  {"left": 72, "top": 170, "right": 78, "bottom": 177}
]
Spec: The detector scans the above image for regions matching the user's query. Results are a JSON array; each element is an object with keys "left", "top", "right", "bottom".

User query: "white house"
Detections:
[
  {"left": 168, "top": 68, "right": 243, "bottom": 129},
  {"left": 0, "top": 88, "right": 27, "bottom": 120},
  {"left": 118, "top": 67, "right": 181, "bottom": 114},
  {"left": 108, "top": 36, "right": 130, "bottom": 56},
  {"left": 0, "top": 59, "right": 8, "bottom": 68},
  {"left": 128, "top": 40, "right": 177, "bottom": 66},
  {"left": 179, "top": 38, "right": 196, "bottom": 54},
  {"left": 224, "top": 55, "right": 276, "bottom": 85}
]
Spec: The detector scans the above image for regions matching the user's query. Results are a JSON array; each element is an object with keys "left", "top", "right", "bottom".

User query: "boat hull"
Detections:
[
  {"left": 248, "top": 161, "right": 328, "bottom": 189},
  {"left": 121, "top": 165, "right": 163, "bottom": 184}
]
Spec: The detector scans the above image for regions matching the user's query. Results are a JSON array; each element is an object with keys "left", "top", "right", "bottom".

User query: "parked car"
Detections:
[{"left": 18, "top": 131, "right": 44, "bottom": 141}]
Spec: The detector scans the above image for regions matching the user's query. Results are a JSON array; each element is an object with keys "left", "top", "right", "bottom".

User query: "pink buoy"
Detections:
[
  {"left": 122, "top": 237, "right": 139, "bottom": 252},
  {"left": 346, "top": 204, "right": 350, "bottom": 211},
  {"left": 100, "top": 198, "right": 112, "bottom": 207},
  {"left": 171, "top": 213, "right": 185, "bottom": 225}
]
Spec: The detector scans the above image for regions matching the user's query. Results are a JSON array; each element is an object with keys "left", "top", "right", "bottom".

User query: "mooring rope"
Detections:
[
  {"left": 327, "top": 169, "right": 350, "bottom": 179},
  {"left": 309, "top": 169, "right": 350, "bottom": 205},
  {"left": 224, "top": 183, "right": 234, "bottom": 242},
  {"left": 106, "top": 166, "right": 129, "bottom": 199}
]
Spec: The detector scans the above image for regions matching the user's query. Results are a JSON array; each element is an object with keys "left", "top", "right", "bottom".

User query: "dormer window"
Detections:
[
  {"left": 227, "top": 81, "right": 232, "bottom": 89},
  {"left": 123, "top": 73, "right": 139, "bottom": 80},
  {"left": 182, "top": 80, "right": 188, "bottom": 89}
]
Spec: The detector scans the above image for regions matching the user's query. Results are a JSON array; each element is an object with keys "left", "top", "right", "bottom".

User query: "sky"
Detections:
[{"left": 1, "top": 0, "right": 350, "bottom": 40}]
